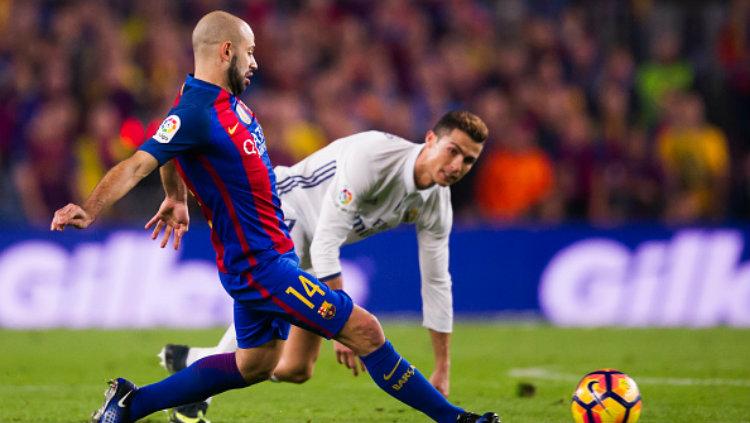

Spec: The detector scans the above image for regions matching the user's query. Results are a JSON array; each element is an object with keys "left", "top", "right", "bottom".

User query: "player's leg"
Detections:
[
  {"left": 270, "top": 208, "right": 327, "bottom": 383},
  {"left": 161, "top": 317, "right": 324, "bottom": 386},
  {"left": 93, "top": 352, "right": 252, "bottom": 423},
  {"left": 269, "top": 258, "right": 498, "bottom": 423},
  {"left": 233, "top": 340, "right": 285, "bottom": 383},
  {"left": 158, "top": 324, "right": 238, "bottom": 423},
  {"left": 270, "top": 260, "right": 328, "bottom": 383},
  {"left": 163, "top": 318, "right": 320, "bottom": 421},
  {"left": 126, "top": 340, "right": 282, "bottom": 421},
  {"left": 189, "top": 323, "right": 238, "bottom": 366},
  {"left": 159, "top": 323, "right": 238, "bottom": 374},
  {"left": 124, "top": 301, "right": 287, "bottom": 421},
  {"left": 335, "top": 305, "right": 470, "bottom": 423},
  {"left": 337, "top": 307, "right": 498, "bottom": 422},
  {"left": 271, "top": 325, "right": 323, "bottom": 383},
  {"left": 91, "top": 296, "right": 288, "bottom": 423}
]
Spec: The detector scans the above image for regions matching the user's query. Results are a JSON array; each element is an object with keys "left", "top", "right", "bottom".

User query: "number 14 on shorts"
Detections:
[{"left": 285, "top": 275, "right": 325, "bottom": 309}]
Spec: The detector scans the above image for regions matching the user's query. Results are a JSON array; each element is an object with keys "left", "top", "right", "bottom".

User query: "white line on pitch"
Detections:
[{"left": 508, "top": 367, "right": 750, "bottom": 387}]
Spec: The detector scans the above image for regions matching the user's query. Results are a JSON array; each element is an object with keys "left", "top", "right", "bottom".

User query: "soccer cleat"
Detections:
[
  {"left": 168, "top": 401, "right": 211, "bottom": 423},
  {"left": 158, "top": 344, "right": 190, "bottom": 373},
  {"left": 90, "top": 378, "right": 137, "bottom": 423},
  {"left": 457, "top": 411, "right": 501, "bottom": 423}
]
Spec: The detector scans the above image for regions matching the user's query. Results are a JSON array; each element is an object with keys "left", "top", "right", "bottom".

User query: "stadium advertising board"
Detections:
[{"left": 0, "top": 225, "right": 748, "bottom": 328}]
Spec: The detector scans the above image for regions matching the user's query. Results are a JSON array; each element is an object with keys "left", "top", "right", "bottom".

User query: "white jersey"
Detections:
[{"left": 274, "top": 131, "right": 454, "bottom": 333}]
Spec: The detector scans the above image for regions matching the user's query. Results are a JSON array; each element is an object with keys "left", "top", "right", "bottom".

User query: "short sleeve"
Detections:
[{"left": 139, "top": 105, "right": 209, "bottom": 165}]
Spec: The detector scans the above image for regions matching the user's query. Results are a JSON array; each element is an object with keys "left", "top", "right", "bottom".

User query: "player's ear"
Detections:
[
  {"left": 425, "top": 130, "right": 437, "bottom": 147},
  {"left": 220, "top": 41, "right": 233, "bottom": 62}
]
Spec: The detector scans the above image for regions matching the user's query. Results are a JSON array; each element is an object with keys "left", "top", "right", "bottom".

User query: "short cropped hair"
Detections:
[{"left": 432, "top": 111, "right": 489, "bottom": 143}]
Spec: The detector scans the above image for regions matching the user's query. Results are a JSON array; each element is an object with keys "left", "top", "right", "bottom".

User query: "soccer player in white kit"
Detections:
[{"left": 157, "top": 111, "right": 488, "bottom": 423}]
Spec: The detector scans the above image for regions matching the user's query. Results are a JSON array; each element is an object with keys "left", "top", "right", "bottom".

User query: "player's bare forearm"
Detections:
[
  {"left": 160, "top": 160, "right": 188, "bottom": 202},
  {"left": 83, "top": 151, "right": 159, "bottom": 219},
  {"left": 52, "top": 151, "right": 158, "bottom": 231}
]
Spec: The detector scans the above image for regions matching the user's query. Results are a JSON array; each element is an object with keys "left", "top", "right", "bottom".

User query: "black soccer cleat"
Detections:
[
  {"left": 90, "top": 378, "right": 137, "bottom": 423},
  {"left": 168, "top": 401, "right": 211, "bottom": 423},
  {"left": 457, "top": 411, "right": 501, "bottom": 423},
  {"left": 158, "top": 344, "right": 190, "bottom": 373}
]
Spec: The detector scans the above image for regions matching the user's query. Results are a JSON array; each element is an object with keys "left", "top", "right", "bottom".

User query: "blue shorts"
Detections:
[{"left": 218, "top": 251, "right": 354, "bottom": 349}]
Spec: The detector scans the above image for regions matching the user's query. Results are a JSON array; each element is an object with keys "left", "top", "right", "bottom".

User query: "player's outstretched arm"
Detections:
[
  {"left": 309, "top": 145, "right": 377, "bottom": 376},
  {"left": 51, "top": 151, "right": 159, "bottom": 231},
  {"left": 415, "top": 199, "right": 454, "bottom": 397},
  {"left": 310, "top": 205, "right": 368, "bottom": 376},
  {"left": 145, "top": 160, "right": 190, "bottom": 250}
]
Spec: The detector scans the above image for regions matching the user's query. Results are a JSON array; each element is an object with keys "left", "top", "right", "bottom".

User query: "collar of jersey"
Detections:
[{"left": 185, "top": 74, "right": 235, "bottom": 98}]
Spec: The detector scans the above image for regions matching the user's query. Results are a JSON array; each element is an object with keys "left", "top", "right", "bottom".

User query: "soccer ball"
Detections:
[{"left": 570, "top": 369, "right": 642, "bottom": 423}]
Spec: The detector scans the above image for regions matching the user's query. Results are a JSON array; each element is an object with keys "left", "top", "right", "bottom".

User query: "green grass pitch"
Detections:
[{"left": 2, "top": 323, "right": 749, "bottom": 422}]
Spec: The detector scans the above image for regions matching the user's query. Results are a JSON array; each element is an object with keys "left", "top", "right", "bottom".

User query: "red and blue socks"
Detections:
[{"left": 129, "top": 352, "right": 247, "bottom": 420}]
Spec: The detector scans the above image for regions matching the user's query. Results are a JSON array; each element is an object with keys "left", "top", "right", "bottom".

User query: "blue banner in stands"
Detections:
[{"left": 1, "top": 224, "right": 749, "bottom": 327}]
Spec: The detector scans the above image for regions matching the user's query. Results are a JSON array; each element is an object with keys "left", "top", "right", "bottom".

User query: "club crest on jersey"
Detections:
[
  {"left": 154, "top": 115, "right": 181, "bottom": 143},
  {"left": 337, "top": 188, "right": 353, "bottom": 206},
  {"left": 236, "top": 103, "right": 253, "bottom": 124},
  {"left": 317, "top": 301, "right": 336, "bottom": 319}
]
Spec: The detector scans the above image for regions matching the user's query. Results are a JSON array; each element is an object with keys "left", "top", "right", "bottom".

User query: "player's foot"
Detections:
[
  {"left": 158, "top": 344, "right": 190, "bottom": 373},
  {"left": 457, "top": 411, "right": 501, "bottom": 423},
  {"left": 168, "top": 401, "right": 210, "bottom": 423},
  {"left": 90, "top": 378, "right": 137, "bottom": 423}
]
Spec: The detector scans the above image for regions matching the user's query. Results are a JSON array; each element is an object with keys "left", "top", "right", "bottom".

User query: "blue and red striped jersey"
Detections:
[{"left": 140, "top": 75, "right": 294, "bottom": 275}]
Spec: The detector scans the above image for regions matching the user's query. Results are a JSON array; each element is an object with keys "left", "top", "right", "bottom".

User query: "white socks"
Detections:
[{"left": 185, "top": 323, "right": 239, "bottom": 367}]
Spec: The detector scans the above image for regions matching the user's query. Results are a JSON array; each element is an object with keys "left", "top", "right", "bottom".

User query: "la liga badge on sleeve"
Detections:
[{"left": 154, "top": 115, "right": 181, "bottom": 143}]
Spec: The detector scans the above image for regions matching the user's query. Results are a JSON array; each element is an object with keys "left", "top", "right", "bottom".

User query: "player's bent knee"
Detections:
[
  {"left": 275, "top": 364, "right": 314, "bottom": 384},
  {"left": 237, "top": 361, "right": 275, "bottom": 384},
  {"left": 338, "top": 307, "right": 386, "bottom": 355},
  {"left": 360, "top": 313, "right": 385, "bottom": 348},
  {"left": 235, "top": 341, "right": 284, "bottom": 385}
]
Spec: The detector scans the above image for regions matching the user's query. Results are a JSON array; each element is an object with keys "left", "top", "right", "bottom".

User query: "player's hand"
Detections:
[
  {"left": 333, "top": 340, "right": 365, "bottom": 376},
  {"left": 50, "top": 203, "right": 93, "bottom": 231},
  {"left": 145, "top": 198, "right": 190, "bottom": 250},
  {"left": 429, "top": 369, "right": 450, "bottom": 397}
]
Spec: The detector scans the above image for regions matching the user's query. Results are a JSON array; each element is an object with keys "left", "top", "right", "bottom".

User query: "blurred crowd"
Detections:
[{"left": 1, "top": 0, "right": 750, "bottom": 227}]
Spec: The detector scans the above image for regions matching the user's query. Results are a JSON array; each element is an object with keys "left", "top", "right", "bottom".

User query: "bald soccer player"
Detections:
[
  {"left": 158, "top": 111, "right": 488, "bottom": 423},
  {"left": 50, "top": 11, "right": 499, "bottom": 423}
]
